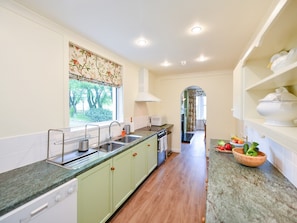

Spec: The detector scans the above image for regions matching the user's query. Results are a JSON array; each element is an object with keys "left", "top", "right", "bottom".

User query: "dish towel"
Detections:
[{"left": 159, "top": 136, "right": 167, "bottom": 152}]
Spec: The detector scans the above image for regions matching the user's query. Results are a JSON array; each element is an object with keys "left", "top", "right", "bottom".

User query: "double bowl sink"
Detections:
[
  {"left": 58, "top": 134, "right": 143, "bottom": 169},
  {"left": 97, "top": 135, "right": 142, "bottom": 153}
]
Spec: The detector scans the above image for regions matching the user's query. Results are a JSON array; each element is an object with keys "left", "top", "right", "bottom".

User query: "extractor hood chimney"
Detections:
[{"left": 135, "top": 68, "right": 160, "bottom": 102}]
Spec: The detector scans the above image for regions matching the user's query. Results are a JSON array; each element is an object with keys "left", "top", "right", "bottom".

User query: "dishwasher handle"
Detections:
[
  {"left": 30, "top": 203, "right": 49, "bottom": 217},
  {"left": 19, "top": 203, "right": 49, "bottom": 223}
]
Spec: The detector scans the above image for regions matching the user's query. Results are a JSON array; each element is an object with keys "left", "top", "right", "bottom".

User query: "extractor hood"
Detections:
[{"left": 135, "top": 68, "right": 161, "bottom": 102}]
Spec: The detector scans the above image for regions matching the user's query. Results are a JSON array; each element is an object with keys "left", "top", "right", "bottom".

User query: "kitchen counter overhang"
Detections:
[{"left": 206, "top": 139, "right": 297, "bottom": 222}]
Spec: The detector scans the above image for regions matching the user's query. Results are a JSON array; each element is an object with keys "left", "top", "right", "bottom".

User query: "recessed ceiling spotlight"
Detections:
[
  {"left": 191, "top": 25, "right": 202, "bottom": 34},
  {"left": 136, "top": 38, "right": 149, "bottom": 47},
  {"left": 181, "top": 60, "right": 187, "bottom": 66},
  {"left": 196, "top": 55, "right": 208, "bottom": 62},
  {"left": 161, "top": 60, "right": 171, "bottom": 67}
]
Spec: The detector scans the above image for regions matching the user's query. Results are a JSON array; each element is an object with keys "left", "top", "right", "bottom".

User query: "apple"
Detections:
[{"left": 224, "top": 143, "right": 233, "bottom": 150}]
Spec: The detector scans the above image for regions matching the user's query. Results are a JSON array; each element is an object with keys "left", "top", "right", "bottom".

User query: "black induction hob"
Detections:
[{"left": 138, "top": 125, "right": 167, "bottom": 132}]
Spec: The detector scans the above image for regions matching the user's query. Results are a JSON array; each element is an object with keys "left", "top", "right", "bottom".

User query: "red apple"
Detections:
[{"left": 224, "top": 143, "right": 232, "bottom": 150}]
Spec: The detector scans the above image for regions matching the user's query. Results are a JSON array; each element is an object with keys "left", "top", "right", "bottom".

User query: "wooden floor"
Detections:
[{"left": 108, "top": 131, "right": 207, "bottom": 223}]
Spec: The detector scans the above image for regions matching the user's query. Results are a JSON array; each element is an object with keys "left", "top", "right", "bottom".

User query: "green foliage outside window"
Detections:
[{"left": 69, "top": 79, "right": 114, "bottom": 126}]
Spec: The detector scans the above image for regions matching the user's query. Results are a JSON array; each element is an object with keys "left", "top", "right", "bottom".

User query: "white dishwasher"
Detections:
[{"left": 0, "top": 178, "right": 77, "bottom": 223}]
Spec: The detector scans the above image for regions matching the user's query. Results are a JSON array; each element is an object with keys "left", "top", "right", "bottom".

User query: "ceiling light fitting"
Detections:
[
  {"left": 161, "top": 61, "right": 171, "bottom": 67},
  {"left": 136, "top": 38, "right": 149, "bottom": 47},
  {"left": 190, "top": 25, "right": 202, "bottom": 34},
  {"left": 196, "top": 55, "right": 208, "bottom": 62}
]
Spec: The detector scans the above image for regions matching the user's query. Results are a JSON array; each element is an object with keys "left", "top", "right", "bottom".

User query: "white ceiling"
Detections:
[{"left": 14, "top": 0, "right": 275, "bottom": 75}]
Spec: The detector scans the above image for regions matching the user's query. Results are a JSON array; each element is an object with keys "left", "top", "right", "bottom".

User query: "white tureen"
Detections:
[{"left": 256, "top": 87, "right": 297, "bottom": 126}]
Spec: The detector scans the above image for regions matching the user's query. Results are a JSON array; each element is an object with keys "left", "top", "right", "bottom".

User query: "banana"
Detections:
[
  {"left": 231, "top": 135, "right": 243, "bottom": 141},
  {"left": 231, "top": 135, "right": 244, "bottom": 144}
]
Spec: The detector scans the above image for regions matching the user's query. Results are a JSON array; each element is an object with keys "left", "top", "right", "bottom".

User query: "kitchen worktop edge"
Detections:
[{"left": 0, "top": 130, "right": 157, "bottom": 217}]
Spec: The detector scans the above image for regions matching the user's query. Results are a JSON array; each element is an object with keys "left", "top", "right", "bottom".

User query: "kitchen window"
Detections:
[
  {"left": 196, "top": 95, "right": 206, "bottom": 120},
  {"left": 68, "top": 42, "right": 123, "bottom": 127},
  {"left": 69, "top": 79, "right": 122, "bottom": 127}
]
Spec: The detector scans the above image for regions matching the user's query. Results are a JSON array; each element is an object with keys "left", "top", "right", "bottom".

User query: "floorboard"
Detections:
[{"left": 108, "top": 131, "right": 207, "bottom": 223}]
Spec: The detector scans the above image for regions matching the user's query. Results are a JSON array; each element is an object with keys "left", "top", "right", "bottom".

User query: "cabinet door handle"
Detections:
[
  {"left": 133, "top": 152, "right": 137, "bottom": 157},
  {"left": 111, "top": 167, "right": 115, "bottom": 171}
]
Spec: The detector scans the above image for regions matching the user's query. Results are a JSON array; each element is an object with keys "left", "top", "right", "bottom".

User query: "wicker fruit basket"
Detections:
[{"left": 232, "top": 148, "right": 266, "bottom": 167}]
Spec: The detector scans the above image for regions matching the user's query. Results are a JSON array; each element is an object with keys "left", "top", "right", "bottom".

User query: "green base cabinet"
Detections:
[
  {"left": 112, "top": 148, "right": 133, "bottom": 211},
  {"left": 146, "top": 135, "right": 158, "bottom": 174},
  {"left": 77, "top": 135, "right": 158, "bottom": 223},
  {"left": 132, "top": 135, "right": 158, "bottom": 188},
  {"left": 132, "top": 142, "right": 148, "bottom": 188},
  {"left": 77, "top": 159, "right": 113, "bottom": 223}
]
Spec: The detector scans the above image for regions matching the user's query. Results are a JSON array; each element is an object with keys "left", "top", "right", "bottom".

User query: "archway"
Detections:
[{"left": 181, "top": 86, "right": 206, "bottom": 143}]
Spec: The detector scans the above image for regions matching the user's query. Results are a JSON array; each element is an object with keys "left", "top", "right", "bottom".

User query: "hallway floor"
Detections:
[{"left": 108, "top": 131, "right": 207, "bottom": 223}]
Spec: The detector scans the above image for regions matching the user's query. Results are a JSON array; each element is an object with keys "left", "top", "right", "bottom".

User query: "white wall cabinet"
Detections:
[
  {"left": 234, "top": 0, "right": 297, "bottom": 151},
  {"left": 232, "top": 61, "right": 244, "bottom": 120}
]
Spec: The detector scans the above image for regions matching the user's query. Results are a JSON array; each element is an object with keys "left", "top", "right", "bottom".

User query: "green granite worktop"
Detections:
[
  {"left": 0, "top": 130, "right": 157, "bottom": 217},
  {"left": 206, "top": 139, "right": 297, "bottom": 223}
]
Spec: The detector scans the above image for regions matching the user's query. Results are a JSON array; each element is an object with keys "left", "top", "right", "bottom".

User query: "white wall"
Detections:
[
  {"left": 0, "top": 1, "right": 146, "bottom": 173},
  {"left": 155, "top": 71, "right": 236, "bottom": 152},
  {"left": 0, "top": 4, "right": 65, "bottom": 137}
]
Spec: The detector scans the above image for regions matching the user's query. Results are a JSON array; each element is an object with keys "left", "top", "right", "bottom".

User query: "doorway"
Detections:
[{"left": 181, "top": 86, "right": 206, "bottom": 143}]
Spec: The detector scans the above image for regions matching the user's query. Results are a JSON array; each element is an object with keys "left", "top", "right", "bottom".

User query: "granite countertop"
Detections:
[
  {"left": 0, "top": 130, "right": 157, "bottom": 217},
  {"left": 206, "top": 139, "right": 297, "bottom": 223}
]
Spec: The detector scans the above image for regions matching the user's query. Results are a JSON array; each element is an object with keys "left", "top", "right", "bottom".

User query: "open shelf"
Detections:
[{"left": 246, "top": 61, "right": 297, "bottom": 91}]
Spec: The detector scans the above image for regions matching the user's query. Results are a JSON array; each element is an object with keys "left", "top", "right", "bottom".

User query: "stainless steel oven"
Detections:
[{"left": 157, "top": 129, "right": 167, "bottom": 166}]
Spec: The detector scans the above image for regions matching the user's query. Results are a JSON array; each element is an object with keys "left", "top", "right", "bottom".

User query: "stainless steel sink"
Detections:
[
  {"left": 48, "top": 135, "right": 143, "bottom": 169},
  {"left": 97, "top": 142, "right": 124, "bottom": 153},
  {"left": 114, "top": 135, "right": 142, "bottom": 143}
]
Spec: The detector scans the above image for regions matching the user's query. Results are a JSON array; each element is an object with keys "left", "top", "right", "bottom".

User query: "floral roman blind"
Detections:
[{"left": 69, "top": 43, "right": 122, "bottom": 87}]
